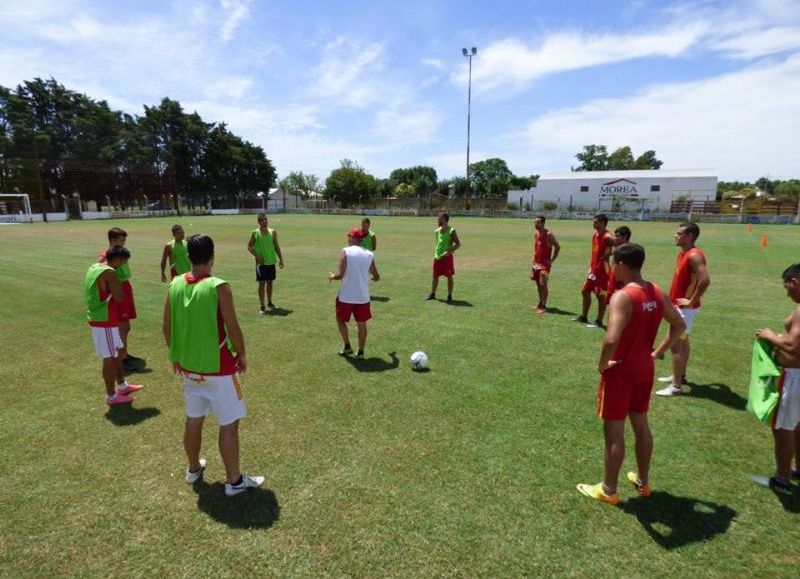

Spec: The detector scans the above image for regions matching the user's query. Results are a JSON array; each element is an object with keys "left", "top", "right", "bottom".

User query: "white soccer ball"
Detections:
[{"left": 410, "top": 351, "right": 429, "bottom": 371}]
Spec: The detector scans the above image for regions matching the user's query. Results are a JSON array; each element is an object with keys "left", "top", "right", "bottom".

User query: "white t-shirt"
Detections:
[{"left": 338, "top": 245, "right": 373, "bottom": 304}]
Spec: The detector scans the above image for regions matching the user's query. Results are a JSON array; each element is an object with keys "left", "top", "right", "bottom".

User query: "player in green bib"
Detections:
[
  {"left": 360, "top": 218, "right": 377, "bottom": 251},
  {"left": 426, "top": 213, "right": 460, "bottom": 303},
  {"left": 160, "top": 224, "right": 191, "bottom": 282},
  {"left": 163, "top": 233, "right": 264, "bottom": 497},
  {"left": 247, "top": 213, "right": 285, "bottom": 314}
]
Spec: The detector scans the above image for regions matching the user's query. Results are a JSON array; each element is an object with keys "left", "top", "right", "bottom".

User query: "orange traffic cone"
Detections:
[{"left": 761, "top": 235, "right": 768, "bottom": 248}]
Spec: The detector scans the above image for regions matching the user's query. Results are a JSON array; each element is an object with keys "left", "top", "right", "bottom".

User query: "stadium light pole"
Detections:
[{"left": 462, "top": 46, "right": 477, "bottom": 210}]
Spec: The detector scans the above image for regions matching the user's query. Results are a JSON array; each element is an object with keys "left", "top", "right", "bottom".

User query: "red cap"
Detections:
[{"left": 347, "top": 227, "right": 364, "bottom": 239}]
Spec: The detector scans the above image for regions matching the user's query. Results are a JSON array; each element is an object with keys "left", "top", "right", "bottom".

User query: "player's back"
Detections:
[{"left": 613, "top": 282, "right": 664, "bottom": 372}]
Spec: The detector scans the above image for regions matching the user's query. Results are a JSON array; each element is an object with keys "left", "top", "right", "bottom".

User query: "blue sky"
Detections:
[{"left": 2, "top": 0, "right": 800, "bottom": 181}]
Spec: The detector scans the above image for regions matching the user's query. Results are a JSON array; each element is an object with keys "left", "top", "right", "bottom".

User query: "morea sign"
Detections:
[{"left": 600, "top": 178, "right": 638, "bottom": 197}]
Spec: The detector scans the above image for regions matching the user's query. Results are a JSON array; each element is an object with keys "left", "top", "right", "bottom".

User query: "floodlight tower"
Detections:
[{"left": 462, "top": 46, "right": 477, "bottom": 209}]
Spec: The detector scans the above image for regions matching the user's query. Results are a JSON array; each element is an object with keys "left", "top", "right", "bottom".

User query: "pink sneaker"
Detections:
[
  {"left": 107, "top": 394, "right": 135, "bottom": 406},
  {"left": 117, "top": 383, "right": 144, "bottom": 396}
]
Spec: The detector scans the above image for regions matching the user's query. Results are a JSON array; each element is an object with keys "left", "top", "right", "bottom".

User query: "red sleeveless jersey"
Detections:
[
  {"left": 590, "top": 231, "right": 613, "bottom": 274},
  {"left": 669, "top": 247, "right": 705, "bottom": 307},
  {"left": 612, "top": 282, "right": 664, "bottom": 371},
  {"left": 534, "top": 229, "right": 552, "bottom": 265}
]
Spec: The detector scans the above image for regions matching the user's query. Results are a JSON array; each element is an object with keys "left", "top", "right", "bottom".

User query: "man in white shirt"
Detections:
[{"left": 328, "top": 228, "right": 381, "bottom": 359}]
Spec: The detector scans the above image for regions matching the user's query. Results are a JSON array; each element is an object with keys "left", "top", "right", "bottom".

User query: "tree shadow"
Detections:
[
  {"left": 685, "top": 382, "right": 747, "bottom": 411},
  {"left": 545, "top": 307, "right": 577, "bottom": 317},
  {"left": 193, "top": 480, "right": 280, "bottom": 529},
  {"left": 371, "top": 296, "right": 390, "bottom": 302},
  {"left": 267, "top": 307, "right": 293, "bottom": 317},
  {"left": 105, "top": 405, "right": 161, "bottom": 426},
  {"left": 619, "top": 491, "right": 736, "bottom": 549},
  {"left": 344, "top": 351, "right": 400, "bottom": 373},
  {"left": 446, "top": 299, "right": 473, "bottom": 307}
]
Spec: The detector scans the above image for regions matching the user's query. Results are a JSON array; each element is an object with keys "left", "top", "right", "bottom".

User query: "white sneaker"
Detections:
[
  {"left": 186, "top": 458, "right": 207, "bottom": 484},
  {"left": 655, "top": 385, "right": 683, "bottom": 397},
  {"left": 657, "top": 375, "right": 674, "bottom": 383},
  {"left": 225, "top": 473, "right": 265, "bottom": 496}
]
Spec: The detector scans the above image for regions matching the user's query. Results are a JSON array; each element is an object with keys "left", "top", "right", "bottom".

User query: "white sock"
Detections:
[
  {"left": 108, "top": 393, "right": 118, "bottom": 400},
  {"left": 118, "top": 381, "right": 128, "bottom": 390}
]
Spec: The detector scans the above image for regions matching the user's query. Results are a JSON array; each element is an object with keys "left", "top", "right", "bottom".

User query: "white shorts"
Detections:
[
  {"left": 182, "top": 373, "right": 246, "bottom": 426},
  {"left": 679, "top": 307, "right": 700, "bottom": 336},
  {"left": 90, "top": 326, "right": 123, "bottom": 359},
  {"left": 775, "top": 368, "right": 800, "bottom": 431}
]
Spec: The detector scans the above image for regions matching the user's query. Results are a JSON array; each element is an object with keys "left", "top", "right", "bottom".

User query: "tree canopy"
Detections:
[
  {"left": 573, "top": 145, "right": 663, "bottom": 171},
  {"left": 324, "top": 159, "right": 378, "bottom": 207}
]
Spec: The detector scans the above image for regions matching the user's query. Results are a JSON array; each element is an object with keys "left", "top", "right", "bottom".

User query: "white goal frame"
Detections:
[{"left": 0, "top": 193, "right": 33, "bottom": 223}]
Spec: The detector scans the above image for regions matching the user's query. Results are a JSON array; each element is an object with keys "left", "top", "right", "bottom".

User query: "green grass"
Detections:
[{"left": 1, "top": 214, "right": 798, "bottom": 577}]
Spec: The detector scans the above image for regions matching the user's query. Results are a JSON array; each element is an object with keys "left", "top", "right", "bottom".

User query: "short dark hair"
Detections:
[
  {"left": 171, "top": 224, "right": 183, "bottom": 233},
  {"left": 108, "top": 227, "right": 127, "bottom": 242},
  {"left": 613, "top": 243, "right": 645, "bottom": 270},
  {"left": 782, "top": 264, "right": 800, "bottom": 283},
  {"left": 106, "top": 245, "right": 131, "bottom": 262},
  {"left": 594, "top": 213, "right": 609, "bottom": 225},
  {"left": 535, "top": 215, "right": 546, "bottom": 224},
  {"left": 439, "top": 212, "right": 449, "bottom": 222},
  {"left": 258, "top": 212, "right": 267, "bottom": 220},
  {"left": 187, "top": 234, "right": 214, "bottom": 265},
  {"left": 680, "top": 222, "right": 700, "bottom": 240},
  {"left": 362, "top": 217, "right": 371, "bottom": 224},
  {"left": 614, "top": 226, "right": 631, "bottom": 241}
]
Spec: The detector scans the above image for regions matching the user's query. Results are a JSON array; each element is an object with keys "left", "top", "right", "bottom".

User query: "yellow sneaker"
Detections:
[
  {"left": 576, "top": 482, "right": 619, "bottom": 505},
  {"left": 627, "top": 472, "right": 651, "bottom": 497}
]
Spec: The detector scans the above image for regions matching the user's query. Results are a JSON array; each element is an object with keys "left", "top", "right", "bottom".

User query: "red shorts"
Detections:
[
  {"left": 336, "top": 298, "right": 371, "bottom": 323},
  {"left": 582, "top": 271, "right": 609, "bottom": 298},
  {"left": 120, "top": 280, "right": 137, "bottom": 321},
  {"left": 530, "top": 263, "right": 551, "bottom": 283},
  {"left": 597, "top": 363, "right": 654, "bottom": 420},
  {"left": 433, "top": 254, "right": 455, "bottom": 277}
]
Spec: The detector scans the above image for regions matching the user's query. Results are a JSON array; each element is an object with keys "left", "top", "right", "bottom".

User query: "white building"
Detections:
[{"left": 508, "top": 169, "right": 717, "bottom": 212}]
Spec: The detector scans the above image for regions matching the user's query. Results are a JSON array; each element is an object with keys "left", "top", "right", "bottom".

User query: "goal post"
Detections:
[{"left": 0, "top": 193, "right": 34, "bottom": 223}]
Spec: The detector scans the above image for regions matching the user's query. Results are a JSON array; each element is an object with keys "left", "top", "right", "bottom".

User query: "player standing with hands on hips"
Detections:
[
  {"left": 426, "top": 213, "right": 461, "bottom": 303},
  {"left": 247, "top": 213, "right": 285, "bottom": 314}
]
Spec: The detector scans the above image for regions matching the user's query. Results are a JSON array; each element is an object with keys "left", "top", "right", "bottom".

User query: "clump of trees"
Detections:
[{"left": 572, "top": 144, "right": 663, "bottom": 171}]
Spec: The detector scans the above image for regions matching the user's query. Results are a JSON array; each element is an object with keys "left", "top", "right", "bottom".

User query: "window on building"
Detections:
[
  {"left": 650, "top": 185, "right": 660, "bottom": 192},
  {"left": 580, "top": 186, "right": 589, "bottom": 192}
]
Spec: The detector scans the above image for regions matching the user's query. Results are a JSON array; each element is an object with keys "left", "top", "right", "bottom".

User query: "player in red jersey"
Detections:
[
  {"left": 577, "top": 243, "right": 685, "bottom": 504},
  {"left": 576, "top": 214, "right": 614, "bottom": 328},
  {"left": 605, "top": 226, "right": 631, "bottom": 306},
  {"left": 530, "top": 215, "right": 560, "bottom": 314},
  {"left": 655, "top": 222, "right": 711, "bottom": 397}
]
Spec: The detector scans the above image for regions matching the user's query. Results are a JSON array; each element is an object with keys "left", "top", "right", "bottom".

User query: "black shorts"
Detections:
[{"left": 255, "top": 264, "right": 276, "bottom": 282}]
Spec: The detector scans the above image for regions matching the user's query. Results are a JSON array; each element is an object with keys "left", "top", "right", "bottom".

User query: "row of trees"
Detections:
[
  {"left": 572, "top": 144, "right": 663, "bottom": 171},
  {"left": 0, "top": 78, "right": 276, "bottom": 205},
  {"left": 718, "top": 177, "right": 800, "bottom": 202}
]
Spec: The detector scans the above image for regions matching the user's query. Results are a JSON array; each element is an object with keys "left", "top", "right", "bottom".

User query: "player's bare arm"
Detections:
[
  {"left": 549, "top": 233, "right": 560, "bottom": 261},
  {"left": 602, "top": 237, "right": 613, "bottom": 261},
  {"left": 451, "top": 231, "right": 461, "bottom": 253},
  {"left": 757, "top": 307, "right": 800, "bottom": 367},
  {"left": 679, "top": 253, "right": 710, "bottom": 307},
  {"left": 160, "top": 243, "right": 171, "bottom": 282},
  {"left": 328, "top": 251, "right": 347, "bottom": 281},
  {"left": 369, "top": 259, "right": 380, "bottom": 282},
  {"left": 247, "top": 234, "right": 263, "bottom": 264},
  {"left": 105, "top": 270, "right": 124, "bottom": 303},
  {"left": 598, "top": 291, "right": 632, "bottom": 372},
  {"left": 273, "top": 230, "right": 285, "bottom": 268},
  {"left": 162, "top": 294, "right": 171, "bottom": 346},
  {"left": 654, "top": 291, "right": 687, "bottom": 359},
  {"left": 372, "top": 235, "right": 377, "bottom": 251},
  {"left": 218, "top": 283, "right": 247, "bottom": 374}
]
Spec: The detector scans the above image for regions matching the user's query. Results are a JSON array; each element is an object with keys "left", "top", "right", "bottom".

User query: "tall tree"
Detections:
[
  {"left": 324, "top": 159, "right": 377, "bottom": 207},
  {"left": 633, "top": 150, "right": 663, "bottom": 170},
  {"left": 573, "top": 144, "right": 609, "bottom": 171},
  {"left": 279, "top": 171, "right": 320, "bottom": 198},
  {"left": 608, "top": 146, "right": 635, "bottom": 170},
  {"left": 469, "top": 157, "right": 513, "bottom": 197}
]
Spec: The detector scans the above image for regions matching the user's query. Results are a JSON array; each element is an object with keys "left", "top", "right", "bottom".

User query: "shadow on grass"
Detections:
[
  {"left": 267, "top": 307, "right": 293, "bottom": 317},
  {"left": 447, "top": 299, "right": 473, "bottom": 307},
  {"left": 122, "top": 363, "right": 152, "bottom": 377},
  {"left": 371, "top": 295, "right": 390, "bottom": 302},
  {"left": 105, "top": 405, "right": 161, "bottom": 426},
  {"left": 619, "top": 491, "right": 736, "bottom": 549},
  {"left": 545, "top": 307, "right": 577, "bottom": 317},
  {"left": 685, "top": 382, "right": 747, "bottom": 411},
  {"left": 193, "top": 481, "right": 280, "bottom": 529},
  {"left": 775, "top": 491, "right": 800, "bottom": 513},
  {"left": 344, "top": 351, "right": 400, "bottom": 373}
]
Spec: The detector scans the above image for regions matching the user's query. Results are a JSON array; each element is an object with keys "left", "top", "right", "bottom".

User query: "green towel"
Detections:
[{"left": 747, "top": 339, "right": 781, "bottom": 423}]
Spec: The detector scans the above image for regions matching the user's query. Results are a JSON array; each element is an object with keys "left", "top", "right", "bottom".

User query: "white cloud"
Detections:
[
  {"left": 373, "top": 105, "right": 443, "bottom": 146},
  {"left": 310, "top": 37, "right": 386, "bottom": 107},
  {"left": 714, "top": 26, "right": 800, "bottom": 58},
  {"left": 421, "top": 58, "right": 446, "bottom": 72},
  {"left": 219, "top": 0, "right": 251, "bottom": 43},
  {"left": 515, "top": 54, "right": 800, "bottom": 180}
]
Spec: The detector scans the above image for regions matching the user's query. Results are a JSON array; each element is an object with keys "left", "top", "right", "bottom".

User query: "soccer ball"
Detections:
[{"left": 410, "top": 351, "right": 429, "bottom": 371}]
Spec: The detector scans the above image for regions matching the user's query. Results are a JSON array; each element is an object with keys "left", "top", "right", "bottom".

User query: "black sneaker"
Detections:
[
  {"left": 769, "top": 476, "right": 793, "bottom": 496},
  {"left": 447, "top": 294, "right": 453, "bottom": 303},
  {"left": 356, "top": 350, "right": 365, "bottom": 360},
  {"left": 573, "top": 316, "right": 589, "bottom": 324},
  {"left": 126, "top": 354, "right": 145, "bottom": 363},
  {"left": 792, "top": 469, "right": 800, "bottom": 482},
  {"left": 425, "top": 293, "right": 436, "bottom": 300},
  {"left": 259, "top": 306, "right": 266, "bottom": 315},
  {"left": 339, "top": 345, "right": 353, "bottom": 356},
  {"left": 268, "top": 302, "right": 276, "bottom": 309}
]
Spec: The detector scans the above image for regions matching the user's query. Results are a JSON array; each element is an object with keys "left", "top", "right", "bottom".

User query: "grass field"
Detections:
[{"left": 1, "top": 214, "right": 799, "bottom": 577}]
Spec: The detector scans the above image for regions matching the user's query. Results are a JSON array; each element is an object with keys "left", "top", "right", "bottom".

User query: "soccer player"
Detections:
[
  {"left": 577, "top": 243, "right": 685, "bottom": 504},
  {"left": 530, "top": 215, "right": 561, "bottom": 314},
  {"left": 360, "top": 218, "right": 377, "bottom": 252},
  {"left": 247, "top": 213, "right": 285, "bottom": 314},
  {"left": 655, "top": 222, "right": 711, "bottom": 397},
  {"left": 160, "top": 224, "right": 191, "bottom": 282},
  {"left": 85, "top": 245, "right": 144, "bottom": 406},
  {"left": 605, "top": 226, "right": 632, "bottom": 305},
  {"left": 329, "top": 227, "right": 380, "bottom": 359},
  {"left": 162, "top": 234, "right": 264, "bottom": 497},
  {"left": 754, "top": 263, "right": 800, "bottom": 495},
  {"left": 426, "top": 213, "right": 461, "bottom": 303},
  {"left": 576, "top": 214, "right": 614, "bottom": 328},
  {"left": 99, "top": 227, "right": 142, "bottom": 373}
]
